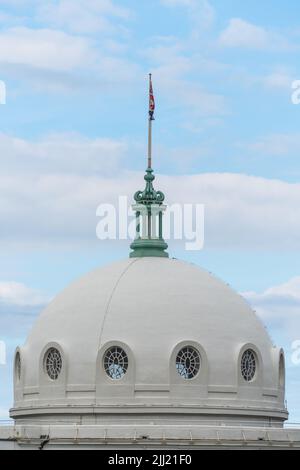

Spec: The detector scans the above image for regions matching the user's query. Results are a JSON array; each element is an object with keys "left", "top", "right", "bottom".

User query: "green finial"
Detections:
[
  {"left": 130, "top": 76, "right": 168, "bottom": 258},
  {"left": 129, "top": 166, "right": 168, "bottom": 258},
  {"left": 134, "top": 168, "right": 165, "bottom": 205}
]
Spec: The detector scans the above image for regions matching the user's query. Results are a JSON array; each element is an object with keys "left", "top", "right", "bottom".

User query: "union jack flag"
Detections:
[{"left": 149, "top": 74, "right": 155, "bottom": 120}]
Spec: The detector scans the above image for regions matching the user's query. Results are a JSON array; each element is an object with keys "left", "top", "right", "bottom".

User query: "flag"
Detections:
[{"left": 149, "top": 74, "right": 155, "bottom": 120}]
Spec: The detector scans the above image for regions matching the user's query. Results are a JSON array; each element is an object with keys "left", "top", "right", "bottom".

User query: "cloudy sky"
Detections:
[{"left": 0, "top": 0, "right": 300, "bottom": 422}]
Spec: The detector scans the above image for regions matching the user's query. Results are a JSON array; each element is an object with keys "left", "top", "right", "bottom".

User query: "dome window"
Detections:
[
  {"left": 44, "top": 347, "right": 62, "bottom": 380},
  {"left": 279, "top": 354, "right": 285, "bottom": 388},
  {"left": 103, "top": 346, "right": 128, "bottom": 380},
  {"left": 241, "top": 349, "right": 257, "bottom": 382},
  {"left": 176, "top": 346, "right": 201, "bottom": 379},
  {"left": 15, "top": 352, "right": 21, "bottom": 382}
]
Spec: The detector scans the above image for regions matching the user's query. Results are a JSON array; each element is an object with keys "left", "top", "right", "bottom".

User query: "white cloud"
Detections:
[
  {"left": 0, "top": 27, "right": 94, "bottom": 71},
  {"left": 241, "top": 67, "right": 295, "bottom": 91},
  {"left": 93, "top": 54, "right": 141, "bottom": 84},
  {"left": 0, "top": 132, "right": 127, "bottom": 175},
  {"left": 144, "top": 38, "right": 227, "bottom": 118},
  {"left": 0, "top": 282, "right": 49, "bottom": 306},
  {"left": 163, "top": 173, "right": 300, "bottom": 250},
  {"left": 245, "top": 133, "right": 300, "bottom": 156},
  {"left": 0, "top": 1, "right": 138, "bottom": 89},
  {"left": 0, "top": 24, "right": 141, "bottom": 91},
  {"left": 161, "top": 0, "right": 215, "bottom": 33},
  {"left": 244, "top": 277, "right": 300, "bottom": 308},
  {"left": 242, "top": 277, "right": 300, "bottom": 340},
  {"left": 1, "top": 133, "right": 300, "bottom": 251},
  {"left": 0, "top": 11, "right": 25, "bottom": 25},
  {"left": 161, "top": 0, "right": 194, "bottom": 5},
  {"left": 143, "top": 2, "right": 228, "bottom": 121},
  {"left": 0, "top": 277, "right": 49, "bottom": 340},
  {"left": 157, "top": 73, "right": 226, "bottom": 117},
  {"left": 219, "top": 18, "right": 292, "bottom": 51},
  {"left": 0, "top": 132, "right": 131, "bottom": 244},
  {"left": 36, "top": 0, "right": 131, "bottom": 35},
  {"left": 261, "top": 71, "right": 294, "bottom": 90},
  {"left": 0, "top": 0, "right": 36, "bottom": 4}
]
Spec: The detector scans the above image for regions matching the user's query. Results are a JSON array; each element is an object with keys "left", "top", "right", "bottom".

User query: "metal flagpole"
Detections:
[
  {"left": 148, "top": 114, "right": 152, "bottom": 169},
  {"left": 148, "top": 73, "right": 153, "bottom": 169}
]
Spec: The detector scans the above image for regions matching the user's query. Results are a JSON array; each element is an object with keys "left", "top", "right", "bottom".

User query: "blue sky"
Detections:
[{"left": 0, "top": 0, "right": 300, "bottom": 422}]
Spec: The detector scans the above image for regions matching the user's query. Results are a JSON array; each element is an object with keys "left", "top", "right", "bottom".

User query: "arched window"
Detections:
[
  {"left": 279, "top": 353, "right": 285, "bottom": 388},
  {"left": 103, "top": 346, "right": 128, "bottom": 380},
  {"left": 241, "top": 349, "right": 257, "bottom": 382},
  {"left": 44, "top": 347, "right": 62, "bottom": 380},
  {"left": 176, "top": 346, "right": 201, "bottom": 379},
  {"left": 15, "top": 351, "right": 21, "bottom": 382}
]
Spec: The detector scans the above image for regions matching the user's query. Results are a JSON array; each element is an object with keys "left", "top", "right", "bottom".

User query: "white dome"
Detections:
[{"left": 11, "top": 257, "right": 287, "bottom": 426}]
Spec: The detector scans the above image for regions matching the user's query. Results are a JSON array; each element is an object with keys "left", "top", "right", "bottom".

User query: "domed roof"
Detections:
[{"left": 11, "top": 257, "right": 287, "bottom": 425}]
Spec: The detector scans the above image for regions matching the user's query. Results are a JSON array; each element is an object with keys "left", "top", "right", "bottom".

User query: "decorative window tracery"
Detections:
[
  {"left": 176, "top": 346, "right": 201, "bottom": 379},
  {"left": 15, "top": 352, "right": 21, "bottom": 381},
  {"left": 104, "top": 346, "right": 128, "bottom": 380},
  {"left": 45, "top": 348, "right": 62, "bottom": 380},
  {"left": 241, "top": 349, "right": 256, "bottom": 382}
]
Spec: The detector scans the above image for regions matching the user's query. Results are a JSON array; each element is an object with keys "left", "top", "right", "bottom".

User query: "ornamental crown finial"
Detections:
[{"left": 134, "top": 168, "right": 165, "bottom": 205}]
